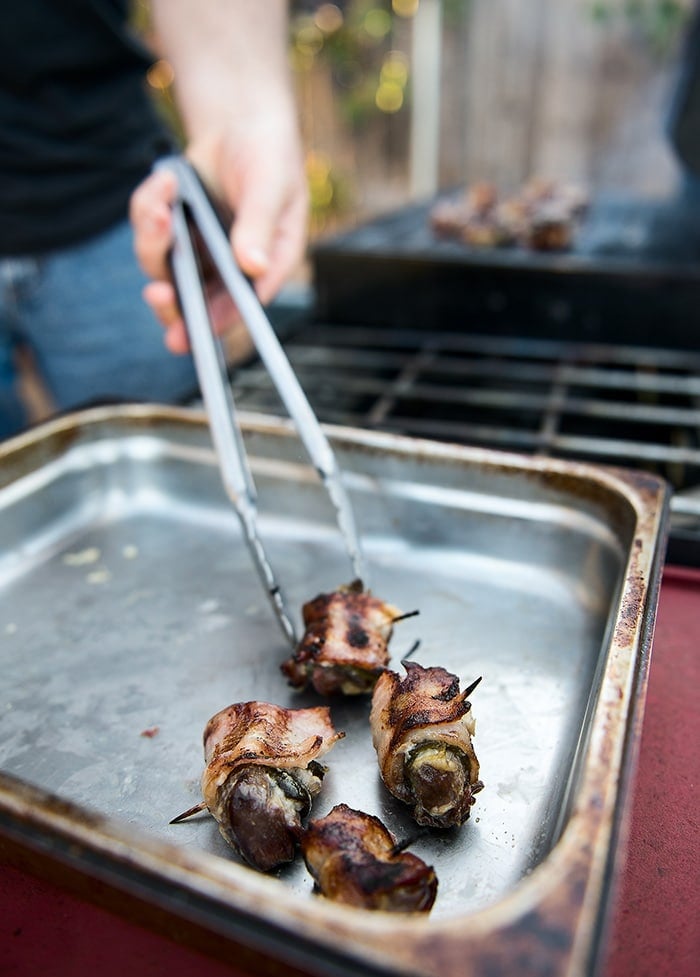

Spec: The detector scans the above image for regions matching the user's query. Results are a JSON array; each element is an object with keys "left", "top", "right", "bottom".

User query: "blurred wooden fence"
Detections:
[{"left": 441, "top": 0, "right": 684, "bottom": 194}]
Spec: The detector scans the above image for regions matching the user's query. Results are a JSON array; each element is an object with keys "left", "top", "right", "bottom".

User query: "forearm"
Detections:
[
  {"left": 150, "top": 0, "right": 295, "bottom": 141},
  {"left": 132, "top": 0, "right": 307, "bottom": 331}
]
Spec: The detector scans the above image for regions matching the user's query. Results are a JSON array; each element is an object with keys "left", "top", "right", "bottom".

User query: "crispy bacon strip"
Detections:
[
  {"left": 281, "top": 580, "right": 407, "bottom": 695},
  {"left": 173, "top": 701, "right": 343, "bottom": 872},
  {"left": 301, "top": 803, "right": 437, "bottom": 912},
  {"left": 370, "top": 661, "right": 483, "bottom": 828}
]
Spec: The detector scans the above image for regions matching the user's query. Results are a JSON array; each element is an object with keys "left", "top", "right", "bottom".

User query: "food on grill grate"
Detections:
[
  {"left": 301, "top": 803, "right": 438, "bottom": 912},
  {"left": 370, "top": 662, "right": 483, "bottom": 828},
  {"left": 171, "top": 701, "right": 344, "bottom": 872},
  {"left": 430, "top": 177, "right": 588, "bottom": 252},
  {"left": 281, "top": 579, "right": 414, "bottom": 695}
]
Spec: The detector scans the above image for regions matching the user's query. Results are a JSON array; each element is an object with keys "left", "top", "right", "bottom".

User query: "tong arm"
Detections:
[
  {"left": 167, "top": 179, "right": 297, "bottom": 644},
  {"left": 159, "top": 155, "right": 367, "bottom": 642}
]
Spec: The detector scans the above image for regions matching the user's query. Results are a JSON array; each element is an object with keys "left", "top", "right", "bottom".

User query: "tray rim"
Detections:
[{"left": 0, "top": 404, "right": 670, "bottom": 977}]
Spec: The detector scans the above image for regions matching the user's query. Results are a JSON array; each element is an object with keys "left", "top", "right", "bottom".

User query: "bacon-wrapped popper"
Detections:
[
  {"left": 301, "top": 803, "right": 438, "bottom": 912},
  {"left": 370, "top": 662, "right": 483, "bottom": 829},
  {"left": 172, "top": 701, "right": 344, "bottom": 872},
  {"left": 281, "top": 580, "right": 412, "bottom": 695}
]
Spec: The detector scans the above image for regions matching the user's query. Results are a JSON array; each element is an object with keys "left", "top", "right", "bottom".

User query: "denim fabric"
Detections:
[{"left": 0, "top": 219, "right": 198, "bottom": 439}]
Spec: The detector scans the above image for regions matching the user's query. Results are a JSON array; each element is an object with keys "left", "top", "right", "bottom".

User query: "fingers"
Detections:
[
  {"left": 130, "top": 168, "right": 178, "bottom": 281},
  {"left": 222, "top": 136, "right": 309, "bottom": 305},
  {"left": 227, "top": 162, "right": 277, "bottom": 278},
  {"left": 250, "top": 188, "right": 309, "bottom": 305},
  {"left": 142, "top": 280, "right": 189, "bottom": 354},
  {"left": 143, "top": 279, "right": 245, "bottom": 356},
  {"left": 131, "top": 124, "right": 309, "bottom": 361},
  {"left": 232, "top": 183, "right": 308, "bottom": 305}
]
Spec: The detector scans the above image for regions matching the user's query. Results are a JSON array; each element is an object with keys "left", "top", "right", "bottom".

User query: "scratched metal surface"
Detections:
[{"left": 0, "top": 406, "right": 648, "bottom": 931}]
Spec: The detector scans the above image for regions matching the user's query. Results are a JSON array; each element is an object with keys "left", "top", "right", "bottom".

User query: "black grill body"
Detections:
[{"left": 233, "top": 197, "right": 700, "bottom": 566}]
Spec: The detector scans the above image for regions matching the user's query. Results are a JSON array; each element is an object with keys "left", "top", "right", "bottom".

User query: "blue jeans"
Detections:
[{"left": 0, "top": 219, "right": 198, "bottom": 439}]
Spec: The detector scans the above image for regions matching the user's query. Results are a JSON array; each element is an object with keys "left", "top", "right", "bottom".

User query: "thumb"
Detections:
[{"left": 226, "top": 165, "right": 280, "bottom": 283}]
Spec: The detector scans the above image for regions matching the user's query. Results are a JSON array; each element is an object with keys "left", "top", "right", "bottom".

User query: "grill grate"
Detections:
[{"left": 231, "top": 320, "right": 700, "bottom": 560}]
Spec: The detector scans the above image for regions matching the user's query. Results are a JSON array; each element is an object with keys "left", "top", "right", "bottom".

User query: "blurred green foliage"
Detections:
[
  {"left": 290, "top": 2, "right": 416, "bottom": 230},
  {"left": 291, "top": 1, "right": 408, "bottom": 130},
  {"left": 587, "top": 0, "right": 692, "bottom": 56}
]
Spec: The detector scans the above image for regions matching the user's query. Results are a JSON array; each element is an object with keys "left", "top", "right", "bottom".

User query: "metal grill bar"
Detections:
[
  {"left": 238, "top": 370, "right": 700, "bottom": 432},
  {"left": 232, "top": 321, "right": 700, "bottom": 528},
  {"left": 245, "top": 346, "right": 700, "bottom": 397},
  {"left": 293, "top": 325, "right": 700, "bottom": 371}
]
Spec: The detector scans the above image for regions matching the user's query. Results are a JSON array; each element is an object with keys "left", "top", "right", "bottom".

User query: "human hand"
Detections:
[{"left": 130, "top": 119, "right": 309, "bottom": 355}]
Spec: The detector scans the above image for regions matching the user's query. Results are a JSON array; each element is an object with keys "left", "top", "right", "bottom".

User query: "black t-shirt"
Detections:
[{"left": 0, "top": 0, "right": 174, "bottom": 256}]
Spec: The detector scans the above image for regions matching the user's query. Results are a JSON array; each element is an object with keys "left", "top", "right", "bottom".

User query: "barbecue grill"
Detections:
[{"left": 233, "top": 195, "right": 700, "bottom": 567}]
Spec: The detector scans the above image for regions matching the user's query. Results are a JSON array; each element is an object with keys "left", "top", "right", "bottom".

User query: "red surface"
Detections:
[
  {"left": 603, "top": 565, "right": 700, "bottom": 977},
  {"left": 2, "top": 567, "right": 699, "bottom": 977}
]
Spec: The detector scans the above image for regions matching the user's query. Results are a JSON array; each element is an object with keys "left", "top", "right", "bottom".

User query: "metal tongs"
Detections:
[{"left": 157, "top": 155, "right": 365, "bottom": 645}]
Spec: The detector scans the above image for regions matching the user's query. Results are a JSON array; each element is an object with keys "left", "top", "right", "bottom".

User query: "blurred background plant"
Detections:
[
  {"left": 587, "top": 0, "right": 693, "bottom": 58},
  {"left": 289, "top": 1, "right": 424, "bottom": 234}
]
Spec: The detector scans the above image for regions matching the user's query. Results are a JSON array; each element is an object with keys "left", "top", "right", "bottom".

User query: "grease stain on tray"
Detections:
[
  {"left": 197, "top": 598, "right": 232, "bottom": 633},
  {"left": 62, "top": 546, "right": 101, "bottom": 566},
  {"left": 86, "top": 568, "right": 112, "bottom": 585}
]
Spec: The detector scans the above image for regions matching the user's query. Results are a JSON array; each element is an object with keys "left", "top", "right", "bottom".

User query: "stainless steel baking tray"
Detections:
[{"left": 0, "top": 405, "right": 668, "bottom": 977}]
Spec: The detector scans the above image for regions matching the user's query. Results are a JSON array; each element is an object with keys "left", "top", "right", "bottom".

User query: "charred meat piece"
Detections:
[
  {"left": 429, "top": 196, "right": 471, "bottom": 238},
  {"left": 519, "top": 176, "right": 588, "bottom": 217},
  {"left": 370, "top": 661, "right": 483, "bottom": 828},
  {"left": 516, "top": 178, "right": 587, "bottom": 250},
  {"left": 281, "top": 580, "right": 408, "bottom": 695},
  {"left": 430, "top": 181, "right": 504, "bottom": 247},
  {"left": 523, "top": 202, "right": 575, "bottom": 251},
  {"left": 301, "top": 803, "right": 437, "bottom": 912},
  {"left": 429, "top": 177, "right": 588, "bottom": 252},
  {"left": 173, "top": 701, "right": 343, "bottom": 872},
  {"left": 460, "top": 216, "right": 512, "bottom": 249}
]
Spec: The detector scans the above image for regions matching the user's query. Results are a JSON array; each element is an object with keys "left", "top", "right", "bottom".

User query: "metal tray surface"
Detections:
[{"left": 0, "top": 406, "right": 668, "bottom": 977}]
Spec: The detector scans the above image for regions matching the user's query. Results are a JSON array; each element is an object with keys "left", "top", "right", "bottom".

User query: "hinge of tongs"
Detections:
[{"left": 157, "top": 155, "right": 366, "bottom": 645}]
